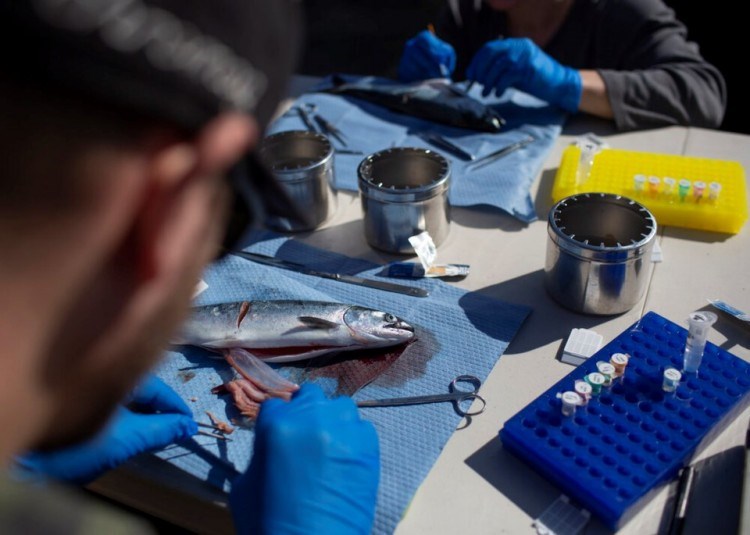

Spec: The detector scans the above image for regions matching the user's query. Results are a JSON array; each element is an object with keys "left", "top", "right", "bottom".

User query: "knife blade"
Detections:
[{"left": 230, "top": 251, "right": 429, "bottom": 298}]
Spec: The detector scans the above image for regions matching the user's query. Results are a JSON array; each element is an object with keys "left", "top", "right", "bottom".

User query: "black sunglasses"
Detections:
[{"left": 218, "top": 151, "right": 311, "bottom": 258}]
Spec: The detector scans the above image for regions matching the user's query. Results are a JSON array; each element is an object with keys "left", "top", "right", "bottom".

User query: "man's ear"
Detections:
[
  {"left": 135, "top": 113, "right": 256, "bottom": 285},
  {"left": 134, "top": 142, "right": 198, "bottom": 282},
  {"left": 39, "top": 114, "right": 255, "bottom": 396}
]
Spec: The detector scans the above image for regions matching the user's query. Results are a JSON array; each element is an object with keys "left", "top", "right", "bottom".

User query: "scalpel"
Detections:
[{"left": 230, "top": 251, "right": 429, "bottom": 298}]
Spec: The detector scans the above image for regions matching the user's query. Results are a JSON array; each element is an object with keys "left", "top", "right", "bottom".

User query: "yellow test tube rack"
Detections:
[{"left": 552, "top": 146, "right": 748, "bottom": 234}]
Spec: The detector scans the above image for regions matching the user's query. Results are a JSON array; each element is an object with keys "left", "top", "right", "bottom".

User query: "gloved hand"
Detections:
[
  {"left": 230, "top": 384, "right": 380, "bottom": 535},
  {"left": 398, "top": 29, "right": 456, "bottom": 82},
  {"left": 17, "top": 375, "right": 197, "bottom": 485},
  {"left": 466, "top": 37, "right": 582, "bottom": 113}
]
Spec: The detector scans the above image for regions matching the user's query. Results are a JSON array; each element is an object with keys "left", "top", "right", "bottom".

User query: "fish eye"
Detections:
[{"left": 384, "top": 313, "right": 396, "bottom": 323}]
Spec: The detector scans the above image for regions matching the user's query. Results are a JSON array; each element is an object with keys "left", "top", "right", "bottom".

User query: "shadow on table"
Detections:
[
  {"left": 534, "top": 167, "right": 558, "bottom": 219},
  {"left": 464, "top": 436, "right": 560, "bottom": 520},
  {"left": 466, "top": 436, "right": 664, "bottom": 534},
  {"left": 663, "top": 226, "right": 735, "bottom": 244},
  {"left": 451, "top": 204, "right": 529, "bottom": 232},
  {"left": 697, "top": 304, "right": 750, "bottom": 354},
  {"left": 463, "top": 269, "right": 614, "bottom": 355},
  {"left": 463, "top": 437, "right": 613, "bottom": 534}
]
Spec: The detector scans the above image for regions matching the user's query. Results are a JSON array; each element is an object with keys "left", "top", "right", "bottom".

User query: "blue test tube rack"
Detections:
[{"left": 500, "top": 312, "right": 750, "bottom": 530}]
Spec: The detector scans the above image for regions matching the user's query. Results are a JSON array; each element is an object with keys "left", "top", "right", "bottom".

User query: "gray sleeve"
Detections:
[{"left": 595, "top": 0, "right": 726, "bottom": 131}]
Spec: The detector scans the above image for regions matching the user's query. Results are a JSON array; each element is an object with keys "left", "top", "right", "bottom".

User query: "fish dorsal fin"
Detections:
[{"left": 298, "top": 316, "right": 339, "bottom": 330}]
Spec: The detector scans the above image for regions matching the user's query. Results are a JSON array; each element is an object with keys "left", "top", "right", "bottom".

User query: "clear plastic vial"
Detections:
[
  {"left": 633, "top": 174, "right": 646, "bottom": 195},
  {"left": 596, "top": 361, "right": 616, "bottom": 386},
  {"left": 682, "top": 311, "right": 718, "bottom": 374},
  {"left": 663, "top": 177, "right": 676, "bottom": 197},
  {"left": 560, "top": 391, "right": 582, "bottom": 416},
  {"left": 709, "top": 182, "right": 722, "bottom": 202},
  {"left": 663, "top": 368, "right": 682, "bottom": 392}
]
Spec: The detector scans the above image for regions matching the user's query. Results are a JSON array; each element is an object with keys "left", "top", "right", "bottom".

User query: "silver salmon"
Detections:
[{"left": 174, "top": 300, "right": 415, "bottom": 363}]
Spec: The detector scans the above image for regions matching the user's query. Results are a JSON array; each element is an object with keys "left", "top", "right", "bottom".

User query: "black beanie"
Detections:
[{"left": 1, "top": 0, "right": 302, "bottom": 132}]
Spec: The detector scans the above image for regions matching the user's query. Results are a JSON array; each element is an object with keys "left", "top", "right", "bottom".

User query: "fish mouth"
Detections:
[
  {"left": 388, "top": 320, "right": 415, "bottom": 340},
  {"left": 390, "top": 320, "right": 414, "bottom": 333}
]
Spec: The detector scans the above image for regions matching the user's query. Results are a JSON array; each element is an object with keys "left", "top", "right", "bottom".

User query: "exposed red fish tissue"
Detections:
[
  {"left": 304, "top": 340, "right": 417, "bottom": 396},
  {"left": 205, "top": 410, "right": 234, "bottom": 435},
  {"left": 224, "top": 380, "right": 261, "bottom": 420}
]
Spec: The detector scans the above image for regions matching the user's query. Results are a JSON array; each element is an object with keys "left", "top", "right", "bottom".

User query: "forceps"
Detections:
[{"left": 357, "top": 375, "right": 486, "bottom": 416}]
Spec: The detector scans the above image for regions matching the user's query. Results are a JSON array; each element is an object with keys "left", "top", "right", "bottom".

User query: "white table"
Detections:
[{"left": 90, "top": 96, "right": 750, "bottom": 534}]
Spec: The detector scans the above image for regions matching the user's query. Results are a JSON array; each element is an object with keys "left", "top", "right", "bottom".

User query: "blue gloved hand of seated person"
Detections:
[
  {"left": 398, "top": 29, "right": 457, "bottom": 82},
  {"left": 230, "top": 384, "right": 380, "bottom": 535},
  {"left": 466, "top": 37, "right": 582, "bottom": 113},
  {"left": 16, "top": 375, "right": 197, "bottom": 485}
]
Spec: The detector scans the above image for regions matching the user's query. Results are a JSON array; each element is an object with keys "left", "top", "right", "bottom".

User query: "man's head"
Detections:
[{"left": 0, "top": 0, "right": 300, "bottom": 453}]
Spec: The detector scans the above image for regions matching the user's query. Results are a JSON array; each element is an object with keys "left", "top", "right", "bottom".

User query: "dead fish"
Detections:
[
  {"left": 174, "top": 300, "right": 416, "bottom": 363},
  {"left": 322, "top": 75, "right": 505, "bottom": 132}
]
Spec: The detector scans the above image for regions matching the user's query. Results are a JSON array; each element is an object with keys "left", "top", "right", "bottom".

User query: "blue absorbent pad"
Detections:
[
  {"left": 267, "top": 75, "right": 566, "bottom": 223},
  {"left": 500, "top": 312, "right": 750, "bottom": 530},
  {"left": 154, "top": 232, "right": 531, "bottom": 535}
]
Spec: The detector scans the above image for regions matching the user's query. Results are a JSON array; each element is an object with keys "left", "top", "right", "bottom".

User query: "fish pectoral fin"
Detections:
[{"left": 297, "top": 316, "right": 339, "bottom": 330}]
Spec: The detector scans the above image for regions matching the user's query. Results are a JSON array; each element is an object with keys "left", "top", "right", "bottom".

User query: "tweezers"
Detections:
[
  {"left": 230, "top": 251, "right": 429, "bottom": 298},
  {"left": 468, "top": 135, "right": 535, "bottom": 169},
  {"left": 295, "top": 105, "right": 317, "bottom": 132},
  {"left": 313, "top": 114, "right": 348, "bottom": 147}
]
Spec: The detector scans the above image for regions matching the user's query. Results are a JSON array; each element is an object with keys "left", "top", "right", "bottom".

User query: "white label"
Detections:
[
  {"left": 611, "top": 353, "right": 629, "bottom": 366},
  {"left": 575, "top": 381, "right": 592, "bottom": 395},
  {"left": 587, "top": 373, "right": 605, "bottom": 385},
  {"left": 597, "top": 362, "right": 616, "bottom": 376},
  {"left": 664, "top": 368, "right": 682, "bottom": 382}
]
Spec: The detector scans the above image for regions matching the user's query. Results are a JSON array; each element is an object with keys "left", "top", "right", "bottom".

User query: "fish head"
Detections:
[{"left": 343, "top": 306, "right": 415, "bottom": 347}]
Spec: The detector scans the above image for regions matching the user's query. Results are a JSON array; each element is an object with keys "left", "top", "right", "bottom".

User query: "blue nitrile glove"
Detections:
[
  {"left": 230, "top": 384, "right": 380, "bottom": 535},
  {"left": 398, "top": 29, "right": 457, "bottom": 82},
  {"left": 16, "top": 375, "right": 197, "bottom": 485},
  {"left": 466, "top": 37, "right": 582, "bottom": 113}
]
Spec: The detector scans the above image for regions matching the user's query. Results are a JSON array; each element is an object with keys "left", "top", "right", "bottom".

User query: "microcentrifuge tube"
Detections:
[
  {"left": 576, "top": 142, "right": 598, "bottom": 185},
  {"left": 596, "top": 361, "right": 616, "bottom": 386},
  {"left": 585, "top": 372, "right": 606, "bottom": 395},
  {"left": 610, "top": 353, "right": 630, "bottom": 376},
  {"left": 633, "top": 174, "right": 646, "bottom": 195},
  {"left": 663, "top": 177, "right": 677, "bottom": 201},
  {"left": 560, "top": 391, "right": 581, "bottom": 416},
  {"left": 663, "top": 368, "right": 682, "bottom": 392},
  {"left": 709, "top": 182, "right": 722, "bottom": 202},
  {"left": 678, "top": 179, "right": 691, "bottom": 202},
  {"left": 683, "top": 311, "right": 718, "bottom": 374},
  {"left": 574, "top": 380, "right": 592, "bottom": 404},
  {"left": 647, "top": 176, "right": 660, "bottom": 196},
  {"left": 693, "top": 181, "right": 706, "bottom": 202}
]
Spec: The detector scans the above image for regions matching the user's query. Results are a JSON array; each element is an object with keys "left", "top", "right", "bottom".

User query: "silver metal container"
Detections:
[
  {"left": 259, "top": 130, "right": 336, "bottom": 232},
  {"left": 358, "top": 147, "right": 451, "bottom": 254},
  {"left": 545, "top": 193, "right": 657, "bottom": 315}
]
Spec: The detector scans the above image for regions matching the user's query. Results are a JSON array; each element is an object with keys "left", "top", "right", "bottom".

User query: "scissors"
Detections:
[{"left": 357, "top": 375, "right": 486, "bottom": 417}]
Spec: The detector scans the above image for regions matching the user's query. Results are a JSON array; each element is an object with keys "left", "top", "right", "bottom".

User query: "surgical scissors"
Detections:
[{"left": 357, "top": 375, "right": 486, "bottom": 417}]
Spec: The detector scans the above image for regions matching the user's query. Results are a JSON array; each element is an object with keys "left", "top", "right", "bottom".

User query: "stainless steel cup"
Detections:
[
  {"left": 545, "top": 193, "right": 657, "bottom": 315},
  {"left": 358, "top": 147, "right": 451, "bottom": 254},
  {"left": 259, "top": 130, "right": 336, "bottom": 232}
]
